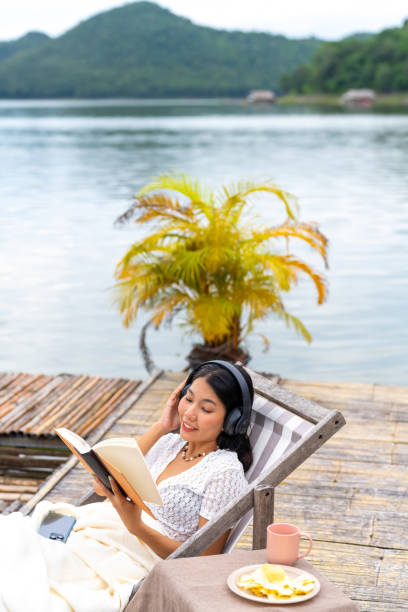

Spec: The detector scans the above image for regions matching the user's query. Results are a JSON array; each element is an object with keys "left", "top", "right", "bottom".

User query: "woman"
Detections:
[
  {"left": 0, "top": 362, "right": 253, "bottom": 612},
  {"left": 94, "top": 361, "right": 253, "bottom": 558}
]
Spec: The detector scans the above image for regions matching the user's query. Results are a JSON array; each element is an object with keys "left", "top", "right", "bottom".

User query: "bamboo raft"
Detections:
[
  {"left": 2, "top": 371, "right": 407, "bottom": 610},
  {"left": 0, "top": 372, "right": 142, "bottom": 436},
  {"left": 0, "top": 371, "right": 143, "bottom": 512}
]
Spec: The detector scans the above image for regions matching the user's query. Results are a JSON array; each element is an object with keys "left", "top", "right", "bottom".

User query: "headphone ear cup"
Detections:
[
  {"left": 223, "top": 406, "right": 242, "bottom": 436},
  {"left": 179, "top": 383, "right": 190, "bottom": 399}
]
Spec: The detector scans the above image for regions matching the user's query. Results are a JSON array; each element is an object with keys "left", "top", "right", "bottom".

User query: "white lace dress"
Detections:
[{"left": 143, "top": 433, "right": 248, "bottom": 541}]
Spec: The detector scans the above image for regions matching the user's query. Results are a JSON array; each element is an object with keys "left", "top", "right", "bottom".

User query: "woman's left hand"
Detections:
[
  {"left": 93, "top": 476, "right": 143, "bottom": 536},
  {"left": 158, "top": 379, "right": 187, "bottom": 433}
]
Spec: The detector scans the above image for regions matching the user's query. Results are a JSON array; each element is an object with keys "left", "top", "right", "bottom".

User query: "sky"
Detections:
[{"left": 1, "top": 0, "right": 407, "bottom": 42}]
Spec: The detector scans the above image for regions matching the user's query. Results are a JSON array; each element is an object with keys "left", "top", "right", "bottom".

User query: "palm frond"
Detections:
[
  {"left": 258, "top": 333, "right": 271, "bottom": 352},
  {"left": 137, "top": 193, "right": 197, "bottom": 224},
  {"left": 280, "top": 311, "right": 312, "bottom": 343},
  {"left": 242, "top": 185, "right": 299, "bottom": 220},
  {"left": 115, "top": 243, "right": 169, "bottom": 272},
  {"left": 150, "top": 292, "right": 189, "bottom": 328},
  {"left": 250, "top": 221, "right": 328, "bottom": 265},
  {"left": 243, "top": 285, "right": 282, "bottom": 322},
  {"left": 166, "top": 248, "right": 208, "bottom": 287},
  {"left": 113, "top": 279, "right": 142, "bottom": 327},
  {"left": 137, "top": 172, "right": 211, "bottom": 208},
  {"left": 279, "top": 255, "right": 328, "bottom": 304},
  {"left": 217, "top": 180, "right": 258, "bottom": 217},
  {"left": 246, "top": 303, "right": 312, "bottom": 344},
  {"left": 219, "top": 180, "right": 298, "bottom": 222},
  {"left": 114, "top": 201, "right": 139, "bottom": 226},
  {"left": 240, "top": 251, "right": 296, "bottom": 291},
  {"left": 218, "top": 179, "right": 260, "bottom": 203},
  {"left": 114, "top": 193, "right": 197, "bottom": 228}
]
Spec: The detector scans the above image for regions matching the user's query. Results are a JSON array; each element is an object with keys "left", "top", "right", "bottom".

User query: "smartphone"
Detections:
[{"left": 38, "top": 511, "right": 77, "bottom": 543}]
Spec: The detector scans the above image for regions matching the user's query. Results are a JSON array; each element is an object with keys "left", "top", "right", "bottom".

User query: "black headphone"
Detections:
[{"left": 180, "top": 360, "right": 253, "bottom": 436}]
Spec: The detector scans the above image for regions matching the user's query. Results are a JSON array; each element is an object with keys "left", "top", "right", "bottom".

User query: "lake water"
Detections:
[{"left": 1, "top": 99, "right": 407, "bottom": 385}]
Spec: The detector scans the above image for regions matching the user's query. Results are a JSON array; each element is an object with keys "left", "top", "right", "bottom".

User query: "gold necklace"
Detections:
[{"left": 181, "top": 442, "right": 217, "bottom": 462}]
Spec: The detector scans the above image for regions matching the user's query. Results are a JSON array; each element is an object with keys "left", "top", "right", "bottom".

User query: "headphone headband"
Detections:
[{"left": 182, "top": 360, "right": 252, "bottom": 435}]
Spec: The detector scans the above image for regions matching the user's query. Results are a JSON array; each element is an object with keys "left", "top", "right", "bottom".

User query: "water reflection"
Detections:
[{"left": 1, "top": 100, "right": 407, "bottom": 384}]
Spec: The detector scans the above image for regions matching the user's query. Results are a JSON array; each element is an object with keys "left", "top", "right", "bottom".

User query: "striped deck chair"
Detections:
[
  {"left": 124, "top": 366, "right": 345, "bottom": 609},
  {"left": 162, "top": 365, "right": 345, "bottom": 560},
  {"left": 222, "top": 389, "right": 317, "bottom": 552}
]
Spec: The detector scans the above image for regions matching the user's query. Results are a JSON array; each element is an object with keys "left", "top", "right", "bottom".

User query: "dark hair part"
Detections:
[{"left": 190, "top": 363, "right": 254, "bottom": 472}]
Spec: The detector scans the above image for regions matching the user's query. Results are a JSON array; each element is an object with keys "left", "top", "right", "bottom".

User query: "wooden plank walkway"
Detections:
[
  {"left": 269, "top": 378, "right": 408, "bottom": 612},
  {"left": 16, "top": 372, "right": 408, "bottom": 611}
]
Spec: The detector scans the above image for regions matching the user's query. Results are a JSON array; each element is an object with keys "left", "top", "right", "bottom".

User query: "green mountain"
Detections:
[
  {"left": 280, "top": 20, "right": 408, "bottom": 94},
  {"left": 0, "top": 31, "right": 50, "bottom": 63},
  {"left": 0, "top": 1, "right": 322, "bottom": 98}
]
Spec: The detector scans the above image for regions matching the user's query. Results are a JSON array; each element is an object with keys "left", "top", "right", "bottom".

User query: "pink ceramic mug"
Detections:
[{"left": 267, "top": 523, "right": 313, "bottom": 565}]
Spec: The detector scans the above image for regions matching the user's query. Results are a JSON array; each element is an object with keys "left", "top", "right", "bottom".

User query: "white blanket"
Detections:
[{"left": 0, "top": 501, "right": 160, "bottom": 612}]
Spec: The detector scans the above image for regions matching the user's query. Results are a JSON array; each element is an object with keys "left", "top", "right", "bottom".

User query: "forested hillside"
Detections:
[
  {"left": 0, "top": 32, "right": 49, "bottom": 63},
  {"left": 0, "top": 1, "right": 321, "bottom": 98},
  {"left": 280, "top": 20, "right": 408, "bottom": 93}
]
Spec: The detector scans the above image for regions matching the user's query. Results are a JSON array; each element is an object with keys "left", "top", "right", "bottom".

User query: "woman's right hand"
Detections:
[
  {"left": 93, "top": 475, "right": 110, "bottom": 498},
  {"left": 158, "top": 379, "right": 186, "bottom": 433}
]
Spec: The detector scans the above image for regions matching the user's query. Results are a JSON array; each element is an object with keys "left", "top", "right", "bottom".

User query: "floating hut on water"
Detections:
[
  {"left": 246, "top": 90, "right": 276, "bottom": 103},
  {"left": 340, "top": 89, "right": 376, "bottom": 107}
]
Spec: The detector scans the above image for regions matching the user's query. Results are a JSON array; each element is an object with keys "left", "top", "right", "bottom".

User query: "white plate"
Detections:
[{"left": 227, "top": 564, "right": 321, "bottom": 605}]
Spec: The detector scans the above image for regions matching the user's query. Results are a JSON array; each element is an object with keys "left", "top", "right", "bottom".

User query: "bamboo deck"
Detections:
[
  {"left": 0, "top": 372, "right": 142, "bottom": 436},
  {"left": 13, "top": 372, "right": 408, "bottom": 611},
  {"left": 0, "top": 371, "right": 145, "bottom": 512}
]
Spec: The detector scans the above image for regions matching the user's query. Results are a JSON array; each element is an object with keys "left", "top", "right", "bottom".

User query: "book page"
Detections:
[
  {"left": 55, "top": 427, "right": 91, "bottom": 453},
  {"left": 94, "top": 437, "right": 163, "bottom": 505}
]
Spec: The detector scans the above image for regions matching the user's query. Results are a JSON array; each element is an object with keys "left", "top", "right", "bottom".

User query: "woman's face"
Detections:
[{"left": 178, "top": 376, "right": 226, "bottom": 445}]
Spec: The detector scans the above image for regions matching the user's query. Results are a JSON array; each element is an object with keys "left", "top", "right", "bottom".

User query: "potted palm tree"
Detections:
[{"left": 114, "top": 173, "right": 328, "bottom": 370}]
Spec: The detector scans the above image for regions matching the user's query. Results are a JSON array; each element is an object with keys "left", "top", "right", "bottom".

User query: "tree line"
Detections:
[{"left": 280, "top": 20, "right": 408, "bottom": 93}]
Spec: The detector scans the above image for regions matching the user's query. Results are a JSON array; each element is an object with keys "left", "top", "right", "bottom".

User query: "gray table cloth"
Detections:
[{"left": 128, "top": 548, "right": 359, "bottom": 611}]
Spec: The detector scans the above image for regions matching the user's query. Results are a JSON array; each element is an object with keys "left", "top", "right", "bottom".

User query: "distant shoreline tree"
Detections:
[{"left": 280, "top": 20, "right": 408, "bottom": 94}]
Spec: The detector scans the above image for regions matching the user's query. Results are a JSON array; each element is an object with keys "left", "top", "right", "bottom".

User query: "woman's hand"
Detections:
[
  {"left": 92, "top": 476, "right": 143, "bottom": 536},
  {"left": 93, "top": 475, "right": 111, "bottom": 498},
  {"left": 137, "top": 379, "right": 187, "bottom": 456},
  {"left": 157, "top": 379, "right": 186, "bottom": 433}
]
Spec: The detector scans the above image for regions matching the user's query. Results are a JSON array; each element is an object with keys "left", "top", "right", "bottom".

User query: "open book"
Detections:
[{"left": 55, "top": 427, "right": 163, "bottom": 519}]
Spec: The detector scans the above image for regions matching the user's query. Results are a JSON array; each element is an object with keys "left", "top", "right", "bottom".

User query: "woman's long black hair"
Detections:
[{"left": 190, "top": 363, "right": 253, "bottom": 472}]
